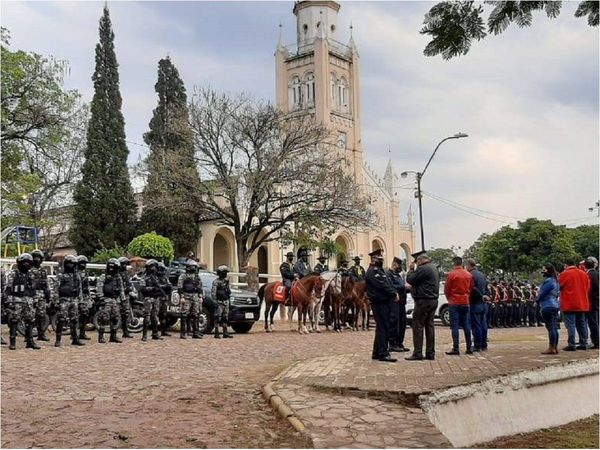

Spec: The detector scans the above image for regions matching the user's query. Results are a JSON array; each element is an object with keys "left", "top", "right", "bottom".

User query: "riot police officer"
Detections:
[
  {"left": 138, "top": 259, "right": 165, "bottom": 341},
  {"left": 77, "top": 255, "right": 92, "bottom": 340},
  {"left": 96, "top": 259, "right": 124, "bottom": 343},
  {"left": 4, "top": 253, "right": 40, "bottom": 350},
  {"left": 157, "top": 262, "right": 173, "bottom": 337},
  {"left": 293, "top": 248, "right": 312, "bottom": 279},
  {"left": 54, "top": 255, "right": 85, "bottom": 347},
  {"left": 280, "top": 252, "right": 295, "bottom": 305},
  {"left": 212, "top": 265, "right": 232, "bottom": 338},
  {"left": 348, "top": 256, "right": 366, "bottom": 282},
  {"left": 117, "top": 256, "right": 134, "bottom": 338},
  {"left": 178, "top": 260, "right": 203, "bottom": 339},
  {"left": 313, "top": 256, "right": 329, "bottom": 274},
  {"left": 31, "top": 249, "right": 51, "bottom": 341}
]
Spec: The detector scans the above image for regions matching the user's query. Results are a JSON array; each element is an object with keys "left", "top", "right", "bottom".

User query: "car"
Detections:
[{"left": 405, "top": 292, "right": 450, "bottom": 326}]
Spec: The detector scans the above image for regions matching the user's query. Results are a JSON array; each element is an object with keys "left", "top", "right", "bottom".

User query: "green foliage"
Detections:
[
  {"left": 91, "top": 245, "right": 127, "bottom": 264},
  {"left": 127, "top": 232, "right": 174, "bottom": 262},
  {"left": 70, "top": 7, "right": 138, "bottom": 256},
  {"left": 139, "top": 57, "right": 199, "bottom": 256},
  {"left": 421, "top": 1, "right": 598, "bottom": 60},
  {"left": 566, "top": 225, "right": 599, "bottom": 260},
  {"left": 427, "top": 247, "right": 458, "bottom": 273}
]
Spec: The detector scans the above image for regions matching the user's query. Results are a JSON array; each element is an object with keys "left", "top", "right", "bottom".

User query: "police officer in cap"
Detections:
[
  {"left": 338, "top": 259, "right": 350, "bottom": 276},
  {"left": 293, "top": 247, "right": 312, "bottom": 279},
  {"left": 387, "top": 256, "right": 409, "bottom": 352},
  {"left": 280, "top": 252, "right": 295, "bottom": 304},
  {"left": 349, "top": 256, "right": 366, "bottom": 282},
  {"left": 313, "top": 256, "right": 329, "bottom": 274},
  {"left": 366, "top": 248, "right": 397, "bottom": 362}
]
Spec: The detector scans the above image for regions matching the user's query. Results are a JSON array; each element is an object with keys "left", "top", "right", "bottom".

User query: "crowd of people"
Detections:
[{"left": 1, "top": 251, "right": 236, "bottom": 350}]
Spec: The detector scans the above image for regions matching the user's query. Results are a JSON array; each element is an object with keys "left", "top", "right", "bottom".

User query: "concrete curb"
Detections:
[{"left": 262, "top": 381, "right": 311, "bottom": 441}]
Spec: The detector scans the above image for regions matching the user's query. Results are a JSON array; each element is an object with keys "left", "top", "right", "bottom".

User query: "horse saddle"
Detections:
[{"left": 273, "top": 282, "right": 288, "bottom": 303}]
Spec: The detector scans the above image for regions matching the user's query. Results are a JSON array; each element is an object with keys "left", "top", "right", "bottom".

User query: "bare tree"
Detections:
[{"left": 142, "top": 88, "right": 372, "bottom": 271}]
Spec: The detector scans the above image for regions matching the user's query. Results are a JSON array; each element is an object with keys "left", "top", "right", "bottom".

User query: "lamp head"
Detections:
[
  {"left": 454, "top": 132, "right": 468, "bottom": 138},
  {"left": 400, "top": 171, "right": 408, "bottom": 178}
]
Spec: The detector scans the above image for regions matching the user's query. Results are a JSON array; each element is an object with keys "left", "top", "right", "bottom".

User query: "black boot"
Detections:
[
  {"left": 98, "top": 329, "right": 106, "bottom": 343},
  {"left": 55, "top": 322, "right": 63, "bottom": 347},
  {"left": 152, "top": 323, "right": 163, "bottom": 340},
  {"left": 71, "top": 326, "right": 85, "bottom": 346},
  {"left": 122, "top": 315, "right": 133, "bottom": 338},
  {"left": 8, "top": 323, "right": 17, "bottom": 350},
  {"left": 214, "top": 325, "right": 221, "bottom": 339},
  {"left": 1, "top": 336, "right": 6, "bottom": 345},
  {"left": 161, "top": 316, "right": 171, "bottom": 337},
  {"left": 180, "top": 319, "right": 187, "bottom": 339},
  {"left": 109, "top": 330, "right": 122, "bottom": 343},
  {"left": 141, "top": 323, "right": 148, "bottom": 342},
  {"left": 25, "top": 325, "right": 41, "bottom": 350},
  {"left": 192, "top": 317, "right": 202, "bottom": 339},
  {"left": 36, "top": 316, "right": 49, "bottom": 341},
  {"left": 79, "top": 316, "right": 91, "bottom": 340},
  {"left": 223, "top": 325, "right": 233, "bottom": 338}
]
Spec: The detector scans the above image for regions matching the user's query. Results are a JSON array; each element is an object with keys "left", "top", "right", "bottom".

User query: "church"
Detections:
[{"left": 193, "top": 0, "right": 415, "bottom": 275}]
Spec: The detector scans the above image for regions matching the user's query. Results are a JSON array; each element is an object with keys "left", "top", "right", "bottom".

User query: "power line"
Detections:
[
  {"left": 422, "top": 192, "right": 514, "bottom": 224},
  {"left": 422, "top": 190, "right": 526, "bottom": 220}
]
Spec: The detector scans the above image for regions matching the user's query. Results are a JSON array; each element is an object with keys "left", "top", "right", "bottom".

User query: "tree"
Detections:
[
  {"left": 1, "top": 28, "right": 88, "bottom": 252},
  {"left": 70, "top": 6, "right": 137, "bottom": 257},
  {"left": 566, "top": 224, "right": 599, "bottom": 260},
  {"left": 142, "top": 88, "right": 372, "bottom": 271},
  {"left": 421, "top": 1, "right": 599, "bottom": 60},
  {"left": 139, "top": 57, "right": 199, "bottom": 257},
  {"left": 127, "top": 232, "right": 174, "bottom": 262},
  {"left": 427, "top": 247, "right": 457, "bottom": 273}
]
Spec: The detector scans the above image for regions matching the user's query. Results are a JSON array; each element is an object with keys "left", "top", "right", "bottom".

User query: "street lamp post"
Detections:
[
  {"left": 401, "top": 133, "right": 468, "bottom": 251},
  {"left": 589, "top": 201, "right": 600, "bottom": 217}
]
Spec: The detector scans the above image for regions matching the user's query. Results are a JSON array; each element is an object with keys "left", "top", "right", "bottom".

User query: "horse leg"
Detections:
[
  {"left": 297, "top": 305, "right": 303, "bottom": 334},
  {"left": 314, "top": 301, "right": 322, "bottom": 333},
  {"left": 269, "top": 303, "right": 278, "bottom": 332},
  {"left": 264, "top": 302, "right": 271, "bottom": 332}
]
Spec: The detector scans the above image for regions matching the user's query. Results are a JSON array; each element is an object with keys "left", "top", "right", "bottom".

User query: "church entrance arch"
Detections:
[
  {"left": 400, "top": 243, "right": 412, "bottom": 271},
  {"left": 371, "top": 237, "right": 386, "bottom": 255},
  {"left": 212, "top": 227, "right": 235, "bottom": 271},
  {"left": 257, "top": 246, "right": 268, "bottom": 283},
  {"left": 334, "top": 233, "right": 352, "bottom": 268}
]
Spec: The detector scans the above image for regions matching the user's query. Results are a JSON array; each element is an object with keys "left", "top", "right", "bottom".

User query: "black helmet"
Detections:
[
  {"left": 31, "top": 249, "right": 44, "bottom": 267},
  {"left": 145, "top": 259, "right": 159, "bottom": 272},
  {"left": 157, "top": 261, "right": 167, "bottom": 275},
  {"left": 118, "top": 256, "right": 130, "bottom": 270},
  {"left": 186, "top": 260, "right": 199, "bottom": 273},
  {"left": 106, "top": 258, "right": 120, "bottom": 273},
  {"left": 63, "top": 255, "right": 78, "bottom": 273},
  {"left": 77, "top": 255, "right": 89, "bottom": 270},
  {"left": 16, "top": 253, "right": 33, "bottom": 271},
  {"left": 216, "top": 265, "right": 230, "bottom": 277}
]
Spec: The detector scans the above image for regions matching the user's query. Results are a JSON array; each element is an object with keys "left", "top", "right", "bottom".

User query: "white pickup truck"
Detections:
[{"left": 405, "top": 290, "right": 450, "bottom": 326}]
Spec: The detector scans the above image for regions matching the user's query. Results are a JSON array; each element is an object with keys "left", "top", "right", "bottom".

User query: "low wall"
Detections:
[{"left": 419, "top": 358, "right": 599, "bottom": 448}]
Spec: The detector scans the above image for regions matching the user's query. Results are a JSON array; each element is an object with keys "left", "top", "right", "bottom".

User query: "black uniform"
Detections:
[
  {"left": 406, "top": 262, "right": 439, "bottom": 359},
  {"left": 313, "top": 262, "right": 329, "bottom": 274},
  {"left": 386, "top": 269, "right": 407, "bottom": 350},
  {"left": 349, "top": 264, "right": 366, "bottom": 282},
  {"left": 366, "top": 265, "right": 397, "bottom": 360}
]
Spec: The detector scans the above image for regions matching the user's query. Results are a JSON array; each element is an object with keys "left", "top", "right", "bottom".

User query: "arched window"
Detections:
[
  {"left": 340, "top": 77, "right": 350, "bottom": 112},
  {"left": 289, "top": 75, "right": 302, "bottom": 109},
  {"left": 330, "top": 72, "right": 338, "bottom": 107},
  {"left": 306, "top": 72, "right": 315, "bottom": 106}
]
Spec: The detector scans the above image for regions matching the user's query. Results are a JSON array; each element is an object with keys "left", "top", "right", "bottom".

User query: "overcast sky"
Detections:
[{"left": 3, "top": 0, "right": 598, "bottom": 251}]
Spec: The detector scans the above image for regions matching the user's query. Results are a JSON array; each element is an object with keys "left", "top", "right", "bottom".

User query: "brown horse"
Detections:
[
  {"left": 259, "top": 274, "right": 324, "bottom": 334},
  {"left": 340, "top": 278, "right": 371, "bottom": 331}
]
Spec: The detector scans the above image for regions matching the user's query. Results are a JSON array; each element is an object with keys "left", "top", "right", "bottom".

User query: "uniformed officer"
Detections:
[
  {"left": 1, "top": 268, "right": 7, "bottom": 345},
  {"left": 212, "top": 265, "right": 233, "bottom": 338},
  {"left": 54, "top": 255, "right": 85, "bottom": 347},
  {"left": 337, "top": 259, "right": 350, "bottom": 276},
  {"left": 293, "top": 248, "right": 312, "bottom": 279},
  {"left": 313, "top": 256, "right": 329, "bottom": 274},
  {"left": 138, "top": 259, "right": 165, "bottom": 341},
  {"left": 348, "top": 256, "right": 366, "bottom": 282},
  {"left": 96, "top": 259, "right": 124, "bottom": 343},
  {"left": 387, "top": 257, "right": 409, "bottom": 352},
  {"left": 157, "top": 262, "right": 173, "bottom": 337},
  {"left": 280, "top": 252, "right": 295, "bottom": 305},
  {"left": 30, "top": 249, "right": 51, "bottom": 341},
  {"left": 117, "top": 256, "right": 134, "bottom": 338},
  {"left": 366, "top": 249, "right": 397, "bottom": 362},
  {"left": 4, "top": 253, "right": 40, "bottom": 350},
  {"left": 177, "top": 260, "right": 203, "bottom": 339},
  {"left": 77, "top": 255, "right": 92, "bottom": 340}
]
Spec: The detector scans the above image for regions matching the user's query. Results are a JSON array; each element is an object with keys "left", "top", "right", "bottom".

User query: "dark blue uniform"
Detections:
[
  {"left": 386, "top": 269, "right": 407, "bottom": 350},
  {"left": 366, "top": 266, "right": 397, "bottom": 360}
]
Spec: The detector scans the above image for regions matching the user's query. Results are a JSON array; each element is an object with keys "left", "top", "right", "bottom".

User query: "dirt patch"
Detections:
[{"left": 475, "top": 415, "right": 599, "bottom": 449}]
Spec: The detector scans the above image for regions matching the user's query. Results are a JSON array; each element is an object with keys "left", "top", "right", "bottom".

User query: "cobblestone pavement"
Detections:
[{"left": 1, "top": 324, "right": 596, "bottom": 448}]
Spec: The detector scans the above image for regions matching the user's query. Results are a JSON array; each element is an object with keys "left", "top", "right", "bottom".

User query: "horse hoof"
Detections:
[
  {"left": 316, "top": 329, "right": 321, "bottom": 333},
  {"left": 265, "top": 329, "right": 271, "bottom": 333}
]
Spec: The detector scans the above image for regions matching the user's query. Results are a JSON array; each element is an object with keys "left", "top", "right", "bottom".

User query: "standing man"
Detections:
[
  {"left": 293, "top": 248, "right": 312, "bottom": 279},
  {"left": 387, "top": 257, "right": 409, "bottom": 352},
  {"left": 138, "top": 259, "right": 164, "bottom": 341},
  {"left": 405, "top": 251, "right": 440, "bottom": 361},
  {"left": 4, "top": 253, "right": 40, "bottom": 350},
  {"left": 30, "top": 249, "right": 51, "bottom": 342},
  {"left": 313, "top": 256, "right": 329, "bottom": 274},
  {"left": 212, "top": 265, "right": 233, "bottom": 338},
  {"left": 559, "top": 258, "right": 591, "bottom": 351},
  {"left": 178, "top": 260, "right": 203, "bottom": 339},
  {"left": 53, "top": 255, "right": 85, "bottom": 347},
  {"left": 584, "top": 257, "right": 599, "bottom": 349},
  {"left": 349, "top": 256, "right": 366, "bottom": 282},
  {"left": 77, "top": 255, "right": 92, "bottom": 341},
  {"left": 466, "top": 259, "right": 490, "bottom": 352},
  {"left": 117, "top": 256, "right": 134, "bottom": 339},
  {"left": 445, "top": 257, "right": 473, "bottom": 355},
  {"left": 157, "top": 261, "right": 173, "bottom": 337},
  {"left": 96, "top": 259, "right": 124, "bottom": 344},
  {"left": 365, "top": 249, "right": 397, "bottom": 362}
]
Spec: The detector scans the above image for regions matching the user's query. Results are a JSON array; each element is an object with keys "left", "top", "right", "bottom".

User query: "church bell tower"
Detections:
[{"left": 275, "top": 0, "right": 364, "bottom": 182}]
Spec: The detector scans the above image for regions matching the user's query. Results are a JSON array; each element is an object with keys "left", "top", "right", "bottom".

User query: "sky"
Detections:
[{"left": 2, "top": 0, "right": 599, "bottom": 251}]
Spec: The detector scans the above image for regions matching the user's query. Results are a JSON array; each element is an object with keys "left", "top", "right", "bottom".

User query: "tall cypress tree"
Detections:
[
  {"left": 140, "top": 57, "right": 199, "bottom": 256},
  {"left": 70, "top": 6, "right": 137, "bottom": 256}
]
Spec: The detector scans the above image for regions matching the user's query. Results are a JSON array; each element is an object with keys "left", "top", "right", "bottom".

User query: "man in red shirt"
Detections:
[
  {"left": 559, "top": 258, "right": 591, "bottom": 351},
  {"left": 444, "top": 256, "right": 474, "bottom": 355}
]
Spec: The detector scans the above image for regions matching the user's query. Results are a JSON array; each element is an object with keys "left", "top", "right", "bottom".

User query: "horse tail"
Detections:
[{"left": 258, "top": 283, "right": 266, "bottom": 304}]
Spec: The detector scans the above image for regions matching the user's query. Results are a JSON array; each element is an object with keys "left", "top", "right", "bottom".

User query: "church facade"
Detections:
[{"left": 193, "top": 0, "right": 415, "bottom": 275}]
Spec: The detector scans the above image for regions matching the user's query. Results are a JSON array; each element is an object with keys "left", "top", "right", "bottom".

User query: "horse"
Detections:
[
  {"left": 258, "top": 282, "right": 284, "bottom": 333},
  {"left": 309, "top": 271, "right": 342, "bottom": 333},
  {"left": 338, "top": 278, "right": 371, "bottom": 331}
]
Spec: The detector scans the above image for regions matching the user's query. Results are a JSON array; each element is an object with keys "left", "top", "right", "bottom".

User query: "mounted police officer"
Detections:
[
  {"left": 77, "top": 255, "right": 92, "bottom": 341},
  {"left": 313, "top": 256, "right": 329, "bottom": 274},
  {"left": 54, "top": 255, "right": 85, "bottom": 347},
  {"left": 30, "top": 249, "right": 51, "bottom": 341},
  {"left": 293, "top": 247, "right": 312, "bottom": 279},
  {"left": 366, "top": 249, "right": 396, "bottom": 362},
  {"left": 212, "top": 265, "right": 233, "bottom": 339},
  {"left": 177, "top": 260, "right": 203, "bottom": 339},
  {"left": 387, "top": 257, "right": 409, "bottom": 353},
  {"left": 4, "top": 253, "right": 40, "bottom": 350},
  {"left": 117, "top": 256, "right": 134, "bottom": 338},
  {"left": 349, "top": 256, "right": 366, "bottom": 282},
  {"left": 280, "top": 252, "right": 295, "bottom": 305},
  {"left": 138, "top": 259, "right": 165, "bottom": 341},
  {"left": 96, "top": 259, "right": 123, "bottom": 343},
  {"left": 338, "top": 259, "right": 350, "bottom": 276},
  {"left": 157, "top": 261, "right": 173, "bottom": 337}
]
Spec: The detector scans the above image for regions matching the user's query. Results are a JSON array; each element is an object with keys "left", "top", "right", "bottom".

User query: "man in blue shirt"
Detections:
[{"left": 466, "top": 259, "right": 491, "bottom": 352}]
